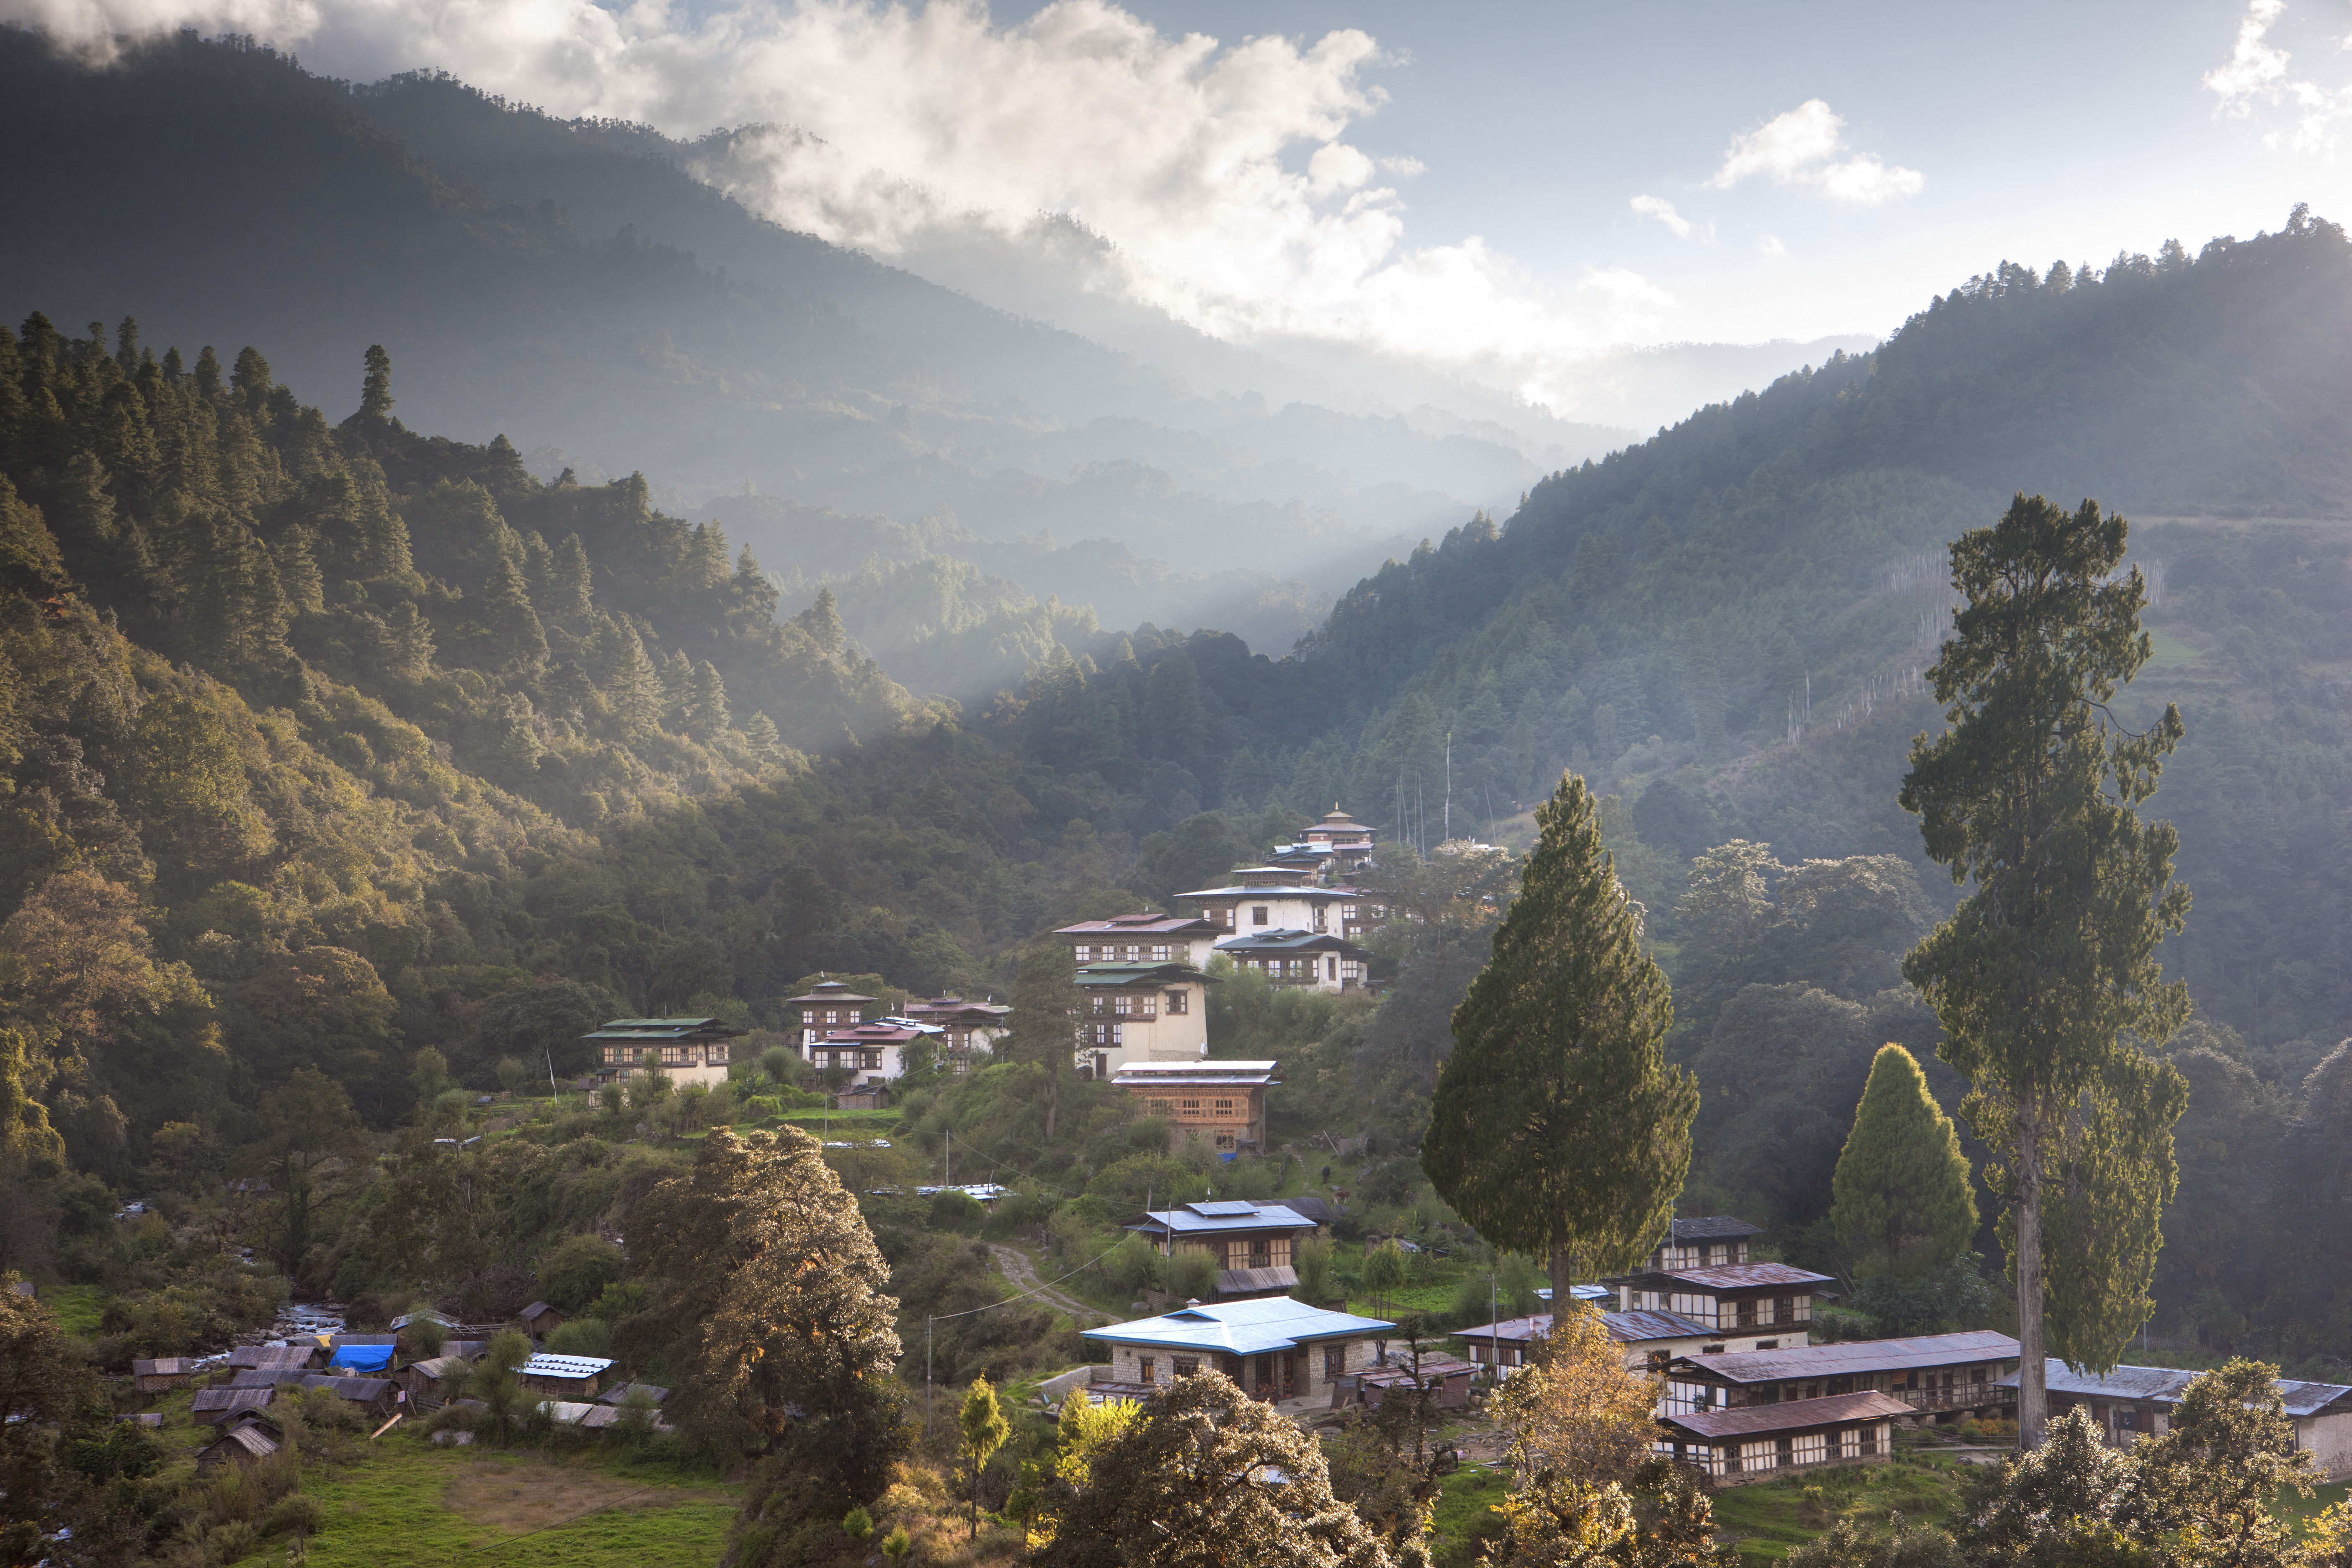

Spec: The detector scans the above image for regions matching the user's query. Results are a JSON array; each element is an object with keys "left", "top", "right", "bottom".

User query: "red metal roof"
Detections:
[{"left": 1659, "top": 1390, "right": 1914, "bottom": 1440}]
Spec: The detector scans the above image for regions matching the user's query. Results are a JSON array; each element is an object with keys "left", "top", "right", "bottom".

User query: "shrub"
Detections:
[
  {"left": 546, "top": 1317, "right": 612, "bottom": 1357},
  {"left": 929, "top": 1190, "right": 986, "bottom": 1233},
  {"left": 536, "top": 1232, "right": 626, "bottom": 1311},
  {"left": 263, "top": 1492, "right": 325, "bottom": 1540}
]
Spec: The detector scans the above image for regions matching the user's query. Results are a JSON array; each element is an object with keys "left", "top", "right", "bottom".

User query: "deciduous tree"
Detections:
[
  {"left": 1899, "top": 495, "right": 2191, "bottom": 1446},
  {"left": 1423, "top": 771, "right": 1697, "bottom": 1302},
  {"left": 959, "top": 1375, "right": 1009, "bottom": 1539}
]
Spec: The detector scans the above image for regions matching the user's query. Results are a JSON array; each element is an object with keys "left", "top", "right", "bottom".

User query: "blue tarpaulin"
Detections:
[{"left": 329, "top": 1344, "right": 394, "bottom": 1373}]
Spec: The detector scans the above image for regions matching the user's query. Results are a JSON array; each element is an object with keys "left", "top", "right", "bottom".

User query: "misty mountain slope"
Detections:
[
  {"left": 0, "top": 31, "right": 1561, "bottom": 647},
  {"left": 980, "top": 215, "right": 2352, "bottom": 1059}
]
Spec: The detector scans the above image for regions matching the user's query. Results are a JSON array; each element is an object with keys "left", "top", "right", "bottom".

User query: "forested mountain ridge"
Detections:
[{"left": 0, "top": 28, "right": 1570, "bottom": 627}]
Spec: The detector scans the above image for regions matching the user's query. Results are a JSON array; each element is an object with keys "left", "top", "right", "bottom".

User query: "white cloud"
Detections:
[
  {"left": 0, "top": 0, "right": 1700, "bottom": 407},
  {"left": 1629, "top": 193, "right": 1710, "bottom": 241},
  {"left": 1708, "top": 98, "right": 1923, "bottom": 205},
  {"left": 1759, "top": 234, "right": 1789, "bottom": 258},
  {"left": 2203, "top": 0, "right": 2352, "bottom": 152}
]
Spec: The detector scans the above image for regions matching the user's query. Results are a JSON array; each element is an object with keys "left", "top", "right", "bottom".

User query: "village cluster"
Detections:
[{"left": 123, "top": 1296, "right": 666, "bottom": 1473}]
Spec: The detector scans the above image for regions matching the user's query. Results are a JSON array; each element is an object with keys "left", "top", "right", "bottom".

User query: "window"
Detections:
[
  {"left": 1793, "top": 1433, "right": 1826, "bottom": 1466},
  {"left": 1073, "top": 944, "right": 1093, "bottom": 962},
  {"left": 1704, "top": 1345, "right": 1726, "bottom": 1356},
  {"left": 1164, "top": 990, "right": 1188, "bottom": 1015},
  {"left": 1859, "top": 1424, "right": 1880, "bottom": 1456},
  {"left": 1326, "top": 957, "right": 1337, "bottom": 979},
  {"left": 1179, "top": 1098, "right": 1202, "bottom": 1114},
  {"left": 1123, "top": 944, "right": 1141, "bottom": 962},
  {"left": 1773, "top": 1296, "right": 1794, "bottom": 1325},
  {"left": 824, "top": 1009, "right": 840, "bottom": 1024},
  {"left": 1148, "top": 1098, "right": 1174, "bottom": 1116},
  {"left": 1775, "top": 1436, "right": 1794, "bottom": 1468},
  {"left": 1215, "top": 1133, "right": 1237, "bottom": 1150},
  {"left": 1151, "top": 944, "right": 1171, "bottom": 962},
  {"left": 1138, "top": 1357, "right": 1155, "bottom": 1385},
  {"left": 1213, "top": 1098, "right": 1235, "bottom": 1114},
  {"left": 1735, "top": 1300, "right": 1758, "bottom": 1328},
  {"left": 1172, "top": 1358, "right": 1199, "bottom": 1378},
  {"left": 1755, "top": 1341, "right": 1778, "bottom": 1352},
  {"left": 1324, "top": 1345, "right": 1347, "bottom": 1379},
  {"left": 1252, "top": 905, "right": 1270, "bottom": 925},
  {"left": 861, "top": 1050, "right": 882, "bottom": 1070}
]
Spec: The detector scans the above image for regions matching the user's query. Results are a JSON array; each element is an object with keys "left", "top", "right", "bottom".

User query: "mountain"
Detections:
[{"left": 0, "top": 29, "right": 1628, "bottom": 645}]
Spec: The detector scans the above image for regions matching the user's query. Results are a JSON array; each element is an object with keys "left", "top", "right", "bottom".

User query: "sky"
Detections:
[{"left": 8, "top": 0, "right": 2348, "bottom": 413}]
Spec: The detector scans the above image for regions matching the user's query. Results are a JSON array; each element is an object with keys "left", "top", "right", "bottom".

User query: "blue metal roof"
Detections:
[
  {"left": 1996, "top": 1359, "right": 2352, "bottom": 1418},
  {"left": 1083, "top": 1297, "right": 1395, "bottom": 1357},
  {"left": 1130, "top": 1203, "right": 1318, "bottom": 1237}
]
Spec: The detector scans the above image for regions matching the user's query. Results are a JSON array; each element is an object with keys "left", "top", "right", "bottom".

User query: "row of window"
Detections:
[
  {"left": 1143, "top": 1097, "right": 1243, "bottom": 1119},
  {"left": 1084, "top": 990, "right": 1188, "bottom": 1019},
  {"left": 603, "top": 1044, "right": 730, "bottom": 1066},
  {"left": 1132, "top": 1344, "right": 1349, "bottom": 1385},
  {"left": 1073, "top": 942, "right": 1177, "bottom": 963},
  {"left": 1661, "top": 1424, "right": 1883, "bottom": 1476},
  {"left": 814, "top": 1049, "right": 885, "bottom": 1070}
]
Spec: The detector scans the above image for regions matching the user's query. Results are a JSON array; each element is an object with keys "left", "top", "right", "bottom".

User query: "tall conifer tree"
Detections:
[
  {"left": 1422, "top": 771, "right": 1697, "bottom": 1302},
  {"left": 1830, "top": 1044, "right": 1978, "bottom": 1274},
  {"left": 1900, "top": 494, "right": 2191, "bottom": 1448}
]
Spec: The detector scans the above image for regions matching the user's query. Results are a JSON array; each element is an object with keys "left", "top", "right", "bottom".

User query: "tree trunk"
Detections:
[
  {"left": 2015, "top": 1103, "right": 2047, "bottom": 1450},
  {"left": 1548, "top": 1241, "right": 1577, "bottom": 1321},
  {"left": 1044, "top": 1060, "right": 1059, "bottom": 1144}
]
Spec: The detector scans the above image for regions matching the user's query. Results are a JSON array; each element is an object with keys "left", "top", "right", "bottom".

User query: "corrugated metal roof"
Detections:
[
  {"left": 1662, "top": 1390, "right": 1914, "bottom": 1440},
  {"left": 1994, "top": 1359, "right": 2352, "bottom": 1417},
  {"left": 1216, "top": 1265, "right": 1300, "bottom": 1295},
  {"left": 1132, "top": 1204, "right": 1315, "bottom": 1236},
  {"left": 1450, "top": 1309, "right": 1714, "bottom": 1346},
  {"left": 192, "top": 1388, "right": 275, "bottom": 1416},
  {"left": 206, "top": 1424, "right": 280, "bottom": 1459},
  {"left": 1076, "top": 962, "right": 1213, "bottom": 987},
  {"left": 1215, "top": 930, "right": 1365, "bottom": 955},
  {"left": 1057, "top": 914, "right": 1218, "bottom": 934},
  {"left": 1669, "top": 1217, "right": 1764, "bottom": 1242},
  {"left": 517, "top": 1354, "right": 615, "bottom": 1378},
  {"left": 597, "top": 1382, "right": 671, "bottom": 1406},
  {"left": 1084, "top": 1297, "right": 1395, "bottom": 1357},
  {"left": 132, "top": 1357, "right": 196, "bottom": 1375},
  {"left": 580, "top": 1017, "right": 745, "bottom": 1041},
  {"left": 1677, "top": 1331, "right": 2021, "bottom": 1385},
  {"left": 1175, "top": 883, "right": 1354, "bottom": 900},
  {"left": 783, "top": 985, "right": 875, "bottom": 1004},
  {"left": 1630, "top": 1262, "right": 1837, "bottom": 1290},
  {"left": 1112, "top": 1062, "right": 1279, "bottom": 1088},
  {"left": 1606, "top": 1310, "right": 1718, "bottom": 1343}
]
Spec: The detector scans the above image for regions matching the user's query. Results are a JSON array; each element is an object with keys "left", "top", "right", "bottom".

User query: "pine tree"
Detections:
[
  {"left": 957, "top": 1377, "right": 1009, "bottom": 1540},
  {"left": 545, "top": 533, "right": 593, "bottom": 625},
  {"left": 272, "top": 524, "right": 324, "bottom": 614},
  {"left": 193, "top": 346, "right": 222, "bottom": 400},
  {"left": 685, "top": 660, "right": 729, "bottom": 740},
  {"left": 660, "top": 648, "right": 694, "bottom": 728},
  {"left": 230, "top": 346, "right": 272, "bottom": 417},
  {"left": 481, "top": 554, "right": 548, "bottom": 673},
  {"left": 742, "top": 711, "right": 783, "bottom": 765},
  {"left": 1899, "top": 494, "right": 2191, "bottom": 1447},
  {"left": 1422, "top": 771, "right": 1698, "bottom": 1302},
  {"left": 1830, "top": 1044, "right": 1978, "bottom": 1275},
  {"left": 731, "top": 545, "right": 778, "bottom": 625},
  {"left": 381, "top": 601, "right": 436, "bottom": 683},
  {"left": 1008, "top": 939, "right": 1079, "bottom": 1140},
  {"left": 794, "top": 586, "right": 845, "bottom": 655},
  {"left": 357, "top": 344, "right": 394, "bottom": 423},
  {"left": 597, "top": 618, "right": 665, "bottom": 736}
]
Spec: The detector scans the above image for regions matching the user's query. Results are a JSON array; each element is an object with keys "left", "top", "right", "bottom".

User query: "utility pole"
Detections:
[{"left": 1444, "top": 732, "right": 1452, "bottom": 842}]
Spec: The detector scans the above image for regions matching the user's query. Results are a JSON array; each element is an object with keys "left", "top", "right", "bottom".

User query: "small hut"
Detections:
[
  {"left": 300, "top": 1375, "right": 399, "bottom": 1421},
  {"left": 516, "top": 1353, "right": 611, "bottom": 1399},
  {"left": 596, "top": 1382, "right": 670, "bottom": 1407},
  {"left": 519, "top": 1301, "right": 566, "bottom": 1337},
  {"left": 227, "top": 1344, "right": 321, "bottom": 1373},
  {"left": 192, "top": 1387, "right": 275, "bottom": 1427},
  {"left": 399, "top": 1356, "right": 473, "bottom": 1408},
  {"left": 195, "top": 1421, "right": 281, "bottom": 1473},
  {"left": 132, "top": 1357, "right": 197, "bottom": 1394}
]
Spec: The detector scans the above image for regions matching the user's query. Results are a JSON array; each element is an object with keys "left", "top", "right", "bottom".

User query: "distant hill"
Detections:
[{"left": 0, "top": 29, "right": 1614, "bottom": 634}]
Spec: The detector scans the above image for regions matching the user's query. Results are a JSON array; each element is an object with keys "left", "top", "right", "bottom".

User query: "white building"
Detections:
[{"left": 1074, "top": 960, "right": 1211, "bottom": 1077}]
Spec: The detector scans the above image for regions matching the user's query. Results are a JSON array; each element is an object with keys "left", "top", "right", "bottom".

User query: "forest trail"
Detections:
[{"left": 988, "top": 1244, "right": 1114, "bottom": 1323}]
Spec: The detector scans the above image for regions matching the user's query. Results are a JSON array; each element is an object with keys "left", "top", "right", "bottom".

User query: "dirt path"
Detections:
[{"left": 988, "top": 1243, "right": 1113, "bottom": 1323}]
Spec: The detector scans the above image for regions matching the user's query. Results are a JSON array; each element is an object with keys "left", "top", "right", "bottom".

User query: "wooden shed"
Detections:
[
  {"left": 400, "top": 1356, "right": 474, "bottom": 1407},
  {"left": 195, "top": 1421, "right": 281, "bottom": 1473},
  {"left": 132, "top": 1357, "right": 197, "bottom": 1394},
  {"left": 300, "top": 1375, "right": 399, "bottom": 1420},
  {"left": 227, "top": 1344, "right": 321, "bottom": 1373},
  {"left": 192, "top": 1387, "right": 276, "bottom": 1427},
  {"left": 519, "top": 1301, "right": 566, "bottom": 1337},
  {"left": 516, "top": 1353, "right": 612, "bottom": 1399}
]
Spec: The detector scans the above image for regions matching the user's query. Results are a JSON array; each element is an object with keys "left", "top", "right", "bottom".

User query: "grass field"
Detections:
[
  {"left": 1431, "top": 1465, "right": 1511, "bottom": 1567},
  {"left": 43, "top": 1283, "right": 103, "bottom": 1335},
  {"left": 1703, "top": 1455, "right": 1978, "bottom": 1562},
  {"left": 297, "top": 1443, "right": 740, "bottom": 1567}
]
